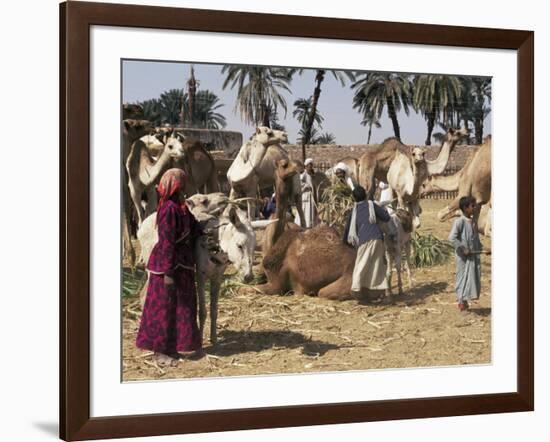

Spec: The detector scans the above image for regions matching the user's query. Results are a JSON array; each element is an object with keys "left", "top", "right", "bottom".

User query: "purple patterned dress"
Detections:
[{"left": 136, "top": 199, "right": 202, "bottom": 354}]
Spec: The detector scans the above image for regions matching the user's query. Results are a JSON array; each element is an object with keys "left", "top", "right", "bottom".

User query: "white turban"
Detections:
[
  {"left": 379, "top": 181, "right": 389, "bottom": 190},
  {"left": 334, "top": 162, "right": 349, "bottom": 173},
  {"left": 304, "top": 158, "right": 314, "bottom": 166}
]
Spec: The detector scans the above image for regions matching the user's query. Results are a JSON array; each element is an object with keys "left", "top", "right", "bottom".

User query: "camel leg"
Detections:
[
  {"left": 385, "top": 251, "right": 394, "bottom": 296},
  {"left": 122, "top": 214, "right": 136, "bottom": 269},
  {"left": 128, "top": 180, "right": 145, "bottom": 225},
  {"left": 318, "top": 273, "right": 353, "bottom": 301},
  {"left": 144, "top": 186, "right": 158, "bottom": 218},
  {"left": 209, "top": 275, "right": 221, "bottom": 345},
  {"left": 255, "top": 269, "right": 288, "bottom": 295},
  {"left": 196, "top": 272, "right": 207, "bottom": 344}
]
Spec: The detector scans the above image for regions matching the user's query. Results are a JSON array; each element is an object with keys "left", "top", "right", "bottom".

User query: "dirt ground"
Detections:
[{"left": 122, "top": 199, "right": 491, "bottom": 381}]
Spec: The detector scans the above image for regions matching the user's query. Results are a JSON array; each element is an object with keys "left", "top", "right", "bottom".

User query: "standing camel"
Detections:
[
  {"left": 122, "top": 119, "right": 152, "bottom": 267},
  {"left": 126, "top": 130, "right": 218, "bottom": 225},
  {"left": 227, "top": 126, "right": 307, "bottom": 226},
  {"left": 432, "top": 138, "right": 491, "bottom": 225}
]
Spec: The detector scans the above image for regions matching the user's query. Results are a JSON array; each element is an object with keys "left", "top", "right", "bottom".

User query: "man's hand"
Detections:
[
  {"left": 164, "top": 275, "right": 175, "bottom": 288},
  {"left": 462, "top": 247, "right": 470, "bottom": 256}
]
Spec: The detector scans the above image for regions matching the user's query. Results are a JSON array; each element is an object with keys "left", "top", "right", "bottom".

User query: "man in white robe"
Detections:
[{"left": 295, "top": 158, "right": 317, "bottom": 228}]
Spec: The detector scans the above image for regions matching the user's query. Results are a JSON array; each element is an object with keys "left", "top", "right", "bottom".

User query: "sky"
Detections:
[{"left": 122, "top": 59, "right": 491, "bottom": 145}]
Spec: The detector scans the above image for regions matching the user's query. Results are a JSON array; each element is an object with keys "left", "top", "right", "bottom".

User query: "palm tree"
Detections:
[
  {"left": 360, "top": 109, "right": 382, "bottom": 144},
  {"left": 313, "top": 132, "right": 336, "bottom": 145},
  {"left": 413, "top": 74, "right": 463, "bottom": 145},
  {"left": 352, "top": 72, "right": 413, "bottom": 141},
  {"left": 293, "top": 97, "right": 324, "bottom": 144},
  {"left": 295, "top": 69, "right": 355, "bottom": 159},
  {"left": 185, "top": 90, "right": 227, "bottom": 129},
  {"left": 221, "top": 65, "right": 293, "bottom": 127},
  {"left": 139, "top": 98, "right": 163, "bottom": 126},
  {"left": 159, "top": 89, "right": 184, "bottom": 125}
]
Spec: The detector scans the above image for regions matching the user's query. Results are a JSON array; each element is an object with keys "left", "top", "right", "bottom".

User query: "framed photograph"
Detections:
[{"left": 60, "top": 1, "right": 533, "bottom": 440}]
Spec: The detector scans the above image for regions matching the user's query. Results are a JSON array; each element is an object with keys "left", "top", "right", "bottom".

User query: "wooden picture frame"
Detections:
[{"left": 60, "top": 1, "right": 534, "bottom": 440}]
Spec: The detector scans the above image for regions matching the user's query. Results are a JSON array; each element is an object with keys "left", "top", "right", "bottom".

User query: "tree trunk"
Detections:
[
  {"left": 301, "top": 69, "right": 325, "bottom": 162},
  {"left": 367, "top": 123, "right": 373, "bottom": 144},
  {"left": 475, "top": 118, "right": 483, "bottom": 144},
  {"left": 187, "top": 66, "right": 197, "bottom": 127},
  {"left": 425, "top": 113, "right": 435, "bottom": 145},
  {"left": 387, "top": 99, "right": 401, "bottom": 140}
]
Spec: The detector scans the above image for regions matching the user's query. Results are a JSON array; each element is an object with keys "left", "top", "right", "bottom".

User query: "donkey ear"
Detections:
[
  {"left": 448, "top": 127, "right": 455, "bottom": 135},
  {"left": 123, "top": 120, "right": 131, "bottom": 131},
  {"left": 256, "top": 127, "right": 262, "bottom": 135}
]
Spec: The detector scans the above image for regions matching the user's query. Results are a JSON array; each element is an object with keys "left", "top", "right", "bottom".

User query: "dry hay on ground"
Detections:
[{"left": 122, "top": 199, "right": 491, "bottom": 381}]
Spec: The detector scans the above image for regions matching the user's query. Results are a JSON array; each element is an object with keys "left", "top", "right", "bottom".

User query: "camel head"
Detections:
[
  {"left": 410, "top": 146, "right": 426, "bottom": 164},
  {"left": 275, "top": 158, "right": 299, "bottom": 182},
  {"left": 419, "top": 176, "right": 435, "bottom": 197},
  {"left": 122, "top": 103, "right": 144, "bottom": 120},
  {"left": 187, "top": 193, "right": 229, "bottom": 217},
  {"left": 163, "top": 130, "right": 186, "bottom": 161},
  {"left": 443, "top": 127, "right": 469, "bottom": 146},
  {"left": 254, "top": 126, "right": 288, "bottom": 147},
  {"left": 219, "top": 206, "right": 256, "bottom": 283},
  {"left": 123, "top": 119, "right": 152, "bottom": 142}
]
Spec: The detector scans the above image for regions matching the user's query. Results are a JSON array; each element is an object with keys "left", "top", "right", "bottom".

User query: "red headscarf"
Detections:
[{"left": 156, "top": 168, "right": 187, "bottom": 219}]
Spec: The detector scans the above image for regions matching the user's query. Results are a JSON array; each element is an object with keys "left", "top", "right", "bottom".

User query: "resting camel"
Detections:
[
  {"left": 227, "top": 126, "right": 307, "bottom": 226},
  {"left": 423, "top": 137, "right": 491, "bottom": 226},
  {"left": 126, "top": 129, "right": 219, "bottom": 225},
  {"left": 138, "top": 197, "right": 257, "bottom": 344},
  {"left": 256, "top": 159, "right": 357, "bottom": 300}
]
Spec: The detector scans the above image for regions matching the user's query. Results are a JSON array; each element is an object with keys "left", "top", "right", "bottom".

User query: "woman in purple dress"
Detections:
[{"left": 136, "top": 168, "right": 203, "bottom": 365}]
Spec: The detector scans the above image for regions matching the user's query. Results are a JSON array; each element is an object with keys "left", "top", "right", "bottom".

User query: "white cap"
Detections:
[
  {"left": 379, "top": 181, "right": 389, "bottom": 189},
  {"left": 304, "top": 158, "right": 314, "bottom": 166},
  {"left": 334, "top": 162, "right": 349, "bottom": 173}
]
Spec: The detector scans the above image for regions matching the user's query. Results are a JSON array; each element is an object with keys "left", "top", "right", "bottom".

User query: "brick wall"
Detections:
[{"left": 283, "top": 143, "right": 479, "bottom": 172}]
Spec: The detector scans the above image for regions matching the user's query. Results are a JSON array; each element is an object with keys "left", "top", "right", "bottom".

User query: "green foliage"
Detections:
[
  {"left": 122, "top": 267, "right": 146, "bottom": 298},
  {"left": 221, "top": 65, "right": 294, "bottom": 126},
  {"left": 410, "top": 233, "right": 454, "bottom": 268},
  {"left": 312, "top": 132, "right": 336, "bottom": 145},
  {"left": 137, "top": 89, "right": 227, "bottom": 129},
  {"left": 317, "top": 181, "right": 354, "bottom": 230}
]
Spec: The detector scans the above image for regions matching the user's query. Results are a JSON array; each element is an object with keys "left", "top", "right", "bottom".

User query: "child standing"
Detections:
[
  {"left": 448, "top": 196, "right": 483, "bottom": 312},
  {"left": 136, "top": 168, "right": 204, "bottom": 365}
]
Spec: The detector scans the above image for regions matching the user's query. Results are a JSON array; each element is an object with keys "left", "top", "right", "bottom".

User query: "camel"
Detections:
[
  {"left": 227, "top": 126, "right": 307, "bottom": 226},
  {"left": 126, "top": 129, "right": 219, "bottom": 225},
  {"left": 256, "top": 159, "right": 357, "bottom": 300},
  {"left": 137, "top": 198, "right": 257, "bottom": 344},
  {"left": 261, "top": 159, "right": 303, "bottom": 257},
  {"left": 428, "top": 138, "right": 491, "bottom": 225},
  {"left": 122, "top": 119, "right": 153, "bottom": 267},
  {"left": 420, "top": 166, "right": 492, "bottom": 237},
  {"left": 357, "top": 128, "right": 468, "bottom": 228}
]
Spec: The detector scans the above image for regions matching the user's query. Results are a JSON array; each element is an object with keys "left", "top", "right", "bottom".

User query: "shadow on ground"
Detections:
[{"left": 208, "top": 329, "right": 339, "bottom": 357}]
